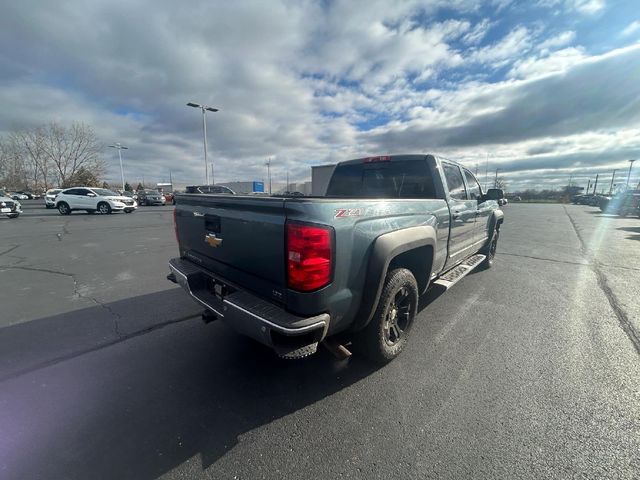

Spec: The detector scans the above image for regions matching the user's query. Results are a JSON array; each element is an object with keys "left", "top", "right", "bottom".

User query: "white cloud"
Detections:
[
  {"left": 621, "top": 20, "right": 640, "bottom": 37},
  {"left": 570, "top": 0, "right": 605, "bottom": 15},
  {"left": 470, "top": 26, "right": 533, "bottom": 65},
  {"left": 538, "top": 30, "right": 576, "bottom": 50},
  {"left": 461, "top": 19, "right": 493, "bottom": 45},
  {"left": 537, "top": 0, "right": 605, "bottom": 15},
  {"left": 508, "top": 46, "right": 586, "bottom": 78}
]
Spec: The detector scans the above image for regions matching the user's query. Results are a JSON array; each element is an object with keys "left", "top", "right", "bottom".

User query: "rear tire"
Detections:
[
  {"left": 57, "top": 202, "right": 71, "bottom": 215},
  {"left": 354, "top": 268, "right": 418, "bottom": 365}
]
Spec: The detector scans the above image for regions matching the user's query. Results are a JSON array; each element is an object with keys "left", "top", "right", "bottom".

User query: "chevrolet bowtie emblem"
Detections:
[{"left": 204, "top": 233, "right": 223, "bottom": 248}]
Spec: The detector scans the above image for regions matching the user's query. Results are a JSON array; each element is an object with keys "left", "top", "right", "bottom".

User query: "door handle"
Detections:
[{"left": 452, "top": 211, "right": 461, "bottom": 220}]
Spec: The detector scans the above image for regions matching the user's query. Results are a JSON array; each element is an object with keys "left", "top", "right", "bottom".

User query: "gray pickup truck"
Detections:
[{"left": 168, "top": 154, "right": 504, "bottom": 363}]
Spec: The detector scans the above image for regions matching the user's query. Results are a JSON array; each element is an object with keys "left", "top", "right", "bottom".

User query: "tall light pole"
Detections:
[
  {"left": 108, "top": 143, "right": 128, "bottom": 191},
  {"left": 626, "top": 159, "right": 636, "bottom": 189},
  {"left": 265, "top": 158, "right": 272, "bottom": 195},
  {"left": 494, "top": 168, "right": 501, "bottom": 188},
  {"left": 609, "top": 169, "right": 617, "bottom": 195},
  {"left": 187, "top": 102, "right": 219, "bottom": 185},
  {"left": 484, "top": 152, "right": 489, "bottom": 190}
]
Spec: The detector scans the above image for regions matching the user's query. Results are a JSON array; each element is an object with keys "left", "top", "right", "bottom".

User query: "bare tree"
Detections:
[
  {"left": 10, "top": 127, "right": 52, "bottom": 190},
  {"left": 495, "top": 177, "right": 507, "bottom": 191},
  {"left": 41, "top": 122, "right": 106, "bottom": 187},
  {"left": 0, "top": 136, "right": 28, "bottom": 189},
  {"left": 1, "top": 122, "right": 106, "bottom": 190}
]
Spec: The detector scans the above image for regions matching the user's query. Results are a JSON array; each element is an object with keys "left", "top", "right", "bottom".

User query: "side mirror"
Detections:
[{"left": 485, "top": 189, "right": 503, "bottom": 201}]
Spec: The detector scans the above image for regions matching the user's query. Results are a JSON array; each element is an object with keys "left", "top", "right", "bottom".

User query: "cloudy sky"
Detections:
[{"left": 1, "top": 0, "right": 640, "bottom": 191}]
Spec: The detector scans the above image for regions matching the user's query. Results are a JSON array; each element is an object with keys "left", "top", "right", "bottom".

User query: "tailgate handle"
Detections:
[{"left": 205, "top": 215, "right": 221, "bottom": 233}]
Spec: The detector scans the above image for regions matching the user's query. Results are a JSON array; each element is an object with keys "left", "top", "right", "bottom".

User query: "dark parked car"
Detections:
[
  {"left": 15, "top": 190, "right": 36, "bottom": 199},
  {"left": 169, "top": 154, "right": 504, "bottom": 364},
  {"left": 136, "top": 189, "right": 166, "bottom": 206}
]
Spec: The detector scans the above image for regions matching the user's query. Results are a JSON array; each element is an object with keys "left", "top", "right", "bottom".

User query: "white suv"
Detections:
[{"left": 55, "top": 187, "right": 137, "bottom": 215}]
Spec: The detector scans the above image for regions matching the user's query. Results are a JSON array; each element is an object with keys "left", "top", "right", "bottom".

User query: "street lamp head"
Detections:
[
  {"left": 187, "top": 102, "right": 202, "bottom": 108},
  {"left": 205, "top": 107, "right": 219, "bottom": 112}
]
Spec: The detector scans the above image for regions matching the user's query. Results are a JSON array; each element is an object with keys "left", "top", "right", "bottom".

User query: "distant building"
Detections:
[
  {"left": 283, "top": 181, "right": 312, "bottom": 195},
  {"left": 311, "top": 164, "right": 336, "bottom": 196}
]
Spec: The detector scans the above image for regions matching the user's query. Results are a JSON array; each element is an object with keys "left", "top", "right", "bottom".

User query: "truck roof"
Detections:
[{"left": 336, "top": 154, "right": 462, "bottom": 168}]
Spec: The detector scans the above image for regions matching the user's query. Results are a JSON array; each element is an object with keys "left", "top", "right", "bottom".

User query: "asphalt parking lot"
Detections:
[{"left": 1, "top": 201, "right": 638, "bottom": 479}]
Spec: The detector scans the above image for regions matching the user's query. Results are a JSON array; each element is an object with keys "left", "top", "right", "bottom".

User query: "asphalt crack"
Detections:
[
  {"left": 0, "top": 245, "right": 20, "bottom": 257},
  {"left": 56, "top": 220, "right": 71, "bottom": 241},
  {"left": 500, "top": 252, "right": 589, "bottom": 267},
  {"left": 563, "top": 206, "right": 640, "bottom": 355},
  {"left": 0, "top": 313, "right": 199, "bottom": 383},
  {"left": 1, "top": 265, "right": 123, "bottom": 337}
]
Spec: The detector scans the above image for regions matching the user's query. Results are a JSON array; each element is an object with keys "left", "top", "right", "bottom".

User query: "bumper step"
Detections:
[
  {"left": 276, "top": 342, "right": 319, "bottom": 360},
  {"left": 433, "top": 254, "right": 486, "bottom": 289}
]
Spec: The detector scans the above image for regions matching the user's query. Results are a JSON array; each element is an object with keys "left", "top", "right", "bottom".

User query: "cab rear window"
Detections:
[{"left": 325, "top": 158, "right": 436, "bottom": 198}]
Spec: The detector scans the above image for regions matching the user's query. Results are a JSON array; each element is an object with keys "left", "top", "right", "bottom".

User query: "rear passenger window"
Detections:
[
  {"left": 463, "top": 169, "right": 482, "bottom": 201},
  {"left": 442, "top": 163, "right": 467, "bottom": 200}
]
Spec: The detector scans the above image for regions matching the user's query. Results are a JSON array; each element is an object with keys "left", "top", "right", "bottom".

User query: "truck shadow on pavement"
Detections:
[
  {"left": 0, "top": 281, "right": 454, "bottom": 479},
  {"left": 0, "top": 289, "right": 385, "bottom": 479}
]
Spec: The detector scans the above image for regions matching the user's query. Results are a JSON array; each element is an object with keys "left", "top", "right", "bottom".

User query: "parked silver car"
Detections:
[{"left": 0, "top": 189, "right": 22, "bottom": 219}]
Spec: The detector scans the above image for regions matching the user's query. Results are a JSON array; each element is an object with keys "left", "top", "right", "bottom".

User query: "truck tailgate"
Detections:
[{"left": 175, "top": 195, "right": 286, "bottom": 287}]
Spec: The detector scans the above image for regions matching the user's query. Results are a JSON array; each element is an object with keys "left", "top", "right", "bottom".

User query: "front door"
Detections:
[
  {"left": 463, "top": 168, "right": 491, "bottom": 247},
  {"left": 442, "top": 162, "right": 476, "bottom": 266},
  {"left": 75, "top": 188, "right": 94, "bottom": 209}
]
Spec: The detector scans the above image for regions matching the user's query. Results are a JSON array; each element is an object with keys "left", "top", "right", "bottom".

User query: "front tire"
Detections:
[
  {"left": 8, "top": 213, "right": 20, "bottom": 219},
  {"left": 57, "top": 202, "right": 71, "bottom": 215},
  {"left": 97, "top": 202, "right": 112, "bottom": 214},
  {"left": 480, "top": 229, "right": 499, "bottom": 269},
  {"left": 354, "top": 268, "right": 418, "bottom": 365}
]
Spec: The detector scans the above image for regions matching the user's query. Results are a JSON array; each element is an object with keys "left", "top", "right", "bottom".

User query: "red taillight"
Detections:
[
  {"left": 173, "top": 208, "right": 180, "bottom": 245},
  {"left": 287, "top": 223, "right": 333, "bottom": 292}
]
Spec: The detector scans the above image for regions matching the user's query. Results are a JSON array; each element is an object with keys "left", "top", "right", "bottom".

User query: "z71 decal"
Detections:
[{"left": 334, "top": 208, "right": 363, "bottom": 218}]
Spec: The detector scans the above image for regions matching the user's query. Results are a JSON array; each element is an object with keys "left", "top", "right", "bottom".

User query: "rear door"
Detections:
[
  {"left": 441, "top": 162, "right": 476, "bottom": 264},
  {"left": 462, "top": 168, "right": 491, "bottom": 246},
  {"left": 61, "top": 188, "right": 85, "bottom": 209}
]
